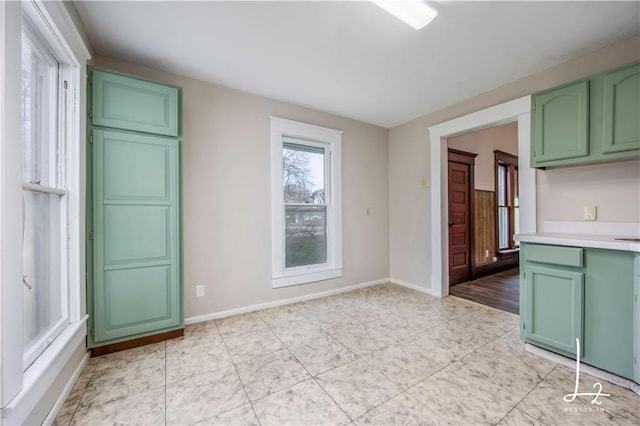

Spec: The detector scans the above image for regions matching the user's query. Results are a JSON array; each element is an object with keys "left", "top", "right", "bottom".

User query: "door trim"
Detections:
[
  {"left": 447, "top": 148, "right": 477, "bottom": 284},
  {"left": 429, "top": 95, "right": 534, "bottom": 298}
]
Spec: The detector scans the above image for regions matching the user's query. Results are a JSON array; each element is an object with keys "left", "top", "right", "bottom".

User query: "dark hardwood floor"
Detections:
[{"left": 449, "top": 268, "right": 519, "bottom": 315}]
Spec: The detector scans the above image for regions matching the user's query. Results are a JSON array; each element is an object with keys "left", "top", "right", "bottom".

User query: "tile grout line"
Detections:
[
  {"left": 492, "top": 364, "right": 559, "bottom": 425},
  {"left": 214, "top": 319, "right": 263, "bottom": 426},
  {"left": 65, "top": 357, "right": 99, "bottom": 424},
  {"left": 263, "top": 315, "right": 356, "bottom": 423}
]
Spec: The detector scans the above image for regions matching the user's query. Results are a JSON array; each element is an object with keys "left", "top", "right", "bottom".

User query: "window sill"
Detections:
[
  {"left": 272, "top": 267, "right": 342, "bottom": 288},
  {"left": 1, "top": 316, "right": 88, "bottom": 423},
  {"left": 497, "top": 248, "right": 520, "bottom": 258}
]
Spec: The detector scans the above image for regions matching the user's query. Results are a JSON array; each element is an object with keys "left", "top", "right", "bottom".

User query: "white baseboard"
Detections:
[
  {"left": 524, "top": 343, "right": 640, "bottom": 396},
  {"left": 185, "top": 278, "right": 390, "bottom": 325},
  {"left": 42, "top": 352, "right": 90, "bottom": 425},
  {"left": 390, "top": 278, "right": 438, "bottom": 297}
]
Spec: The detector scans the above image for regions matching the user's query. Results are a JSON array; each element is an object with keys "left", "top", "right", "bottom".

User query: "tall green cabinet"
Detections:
[{"left": 87, "top": 68, "right": 183, "bottom": 349}]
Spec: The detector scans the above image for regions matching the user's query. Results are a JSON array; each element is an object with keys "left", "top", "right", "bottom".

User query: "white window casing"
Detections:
[
  {"left": 1, "top": 0, "right": 90, "bottom": 420},
  {"left": 270, "top": 117, "right": 343, "bottom": 288}
]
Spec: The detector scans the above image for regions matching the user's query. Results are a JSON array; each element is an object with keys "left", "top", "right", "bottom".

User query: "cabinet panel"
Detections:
[
  {"left": 93, "top": 129, "right": 180, "bottom": 343},
  {"left": 582, "top": 249, "right": 634, "bottom": 380},
  {"left": 524, "top": 265, "right": 583, "bottom": 356},
  {"left": 92, "top": 70, "right": 179, "bottom": 137},
  {"left": 603, "top": 63, "right": 640, "bottom": 154},
  {"left": 533, "top": 80, "right": 589, "bottom": 163}
]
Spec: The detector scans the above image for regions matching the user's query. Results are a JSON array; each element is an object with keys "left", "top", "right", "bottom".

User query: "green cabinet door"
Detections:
[
  {"left": 532, "top": 80, "right": 589, "bottom": 165},
  {"left": 92, "top": 129, "right": 181, "bottom": 343},
  {"left": 524, "top": 264, "right": 584, "bottom": 356},
  {"left": 92, "top": 70, "right": 179, "bottom": 137},
  {"left": 582, "top": 249, "right": 634, "bottom": 380},
  {"left": 602, "top": 63, "right": 640, "bottom": 154}
]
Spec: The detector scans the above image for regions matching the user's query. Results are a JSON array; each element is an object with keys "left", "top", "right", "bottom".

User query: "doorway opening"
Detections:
[
  {"left": 446, "top": 123, "right": 520, "bottom": 313},
  {"left": 428, "top": 95, "right": 535, "bottom": 302}
]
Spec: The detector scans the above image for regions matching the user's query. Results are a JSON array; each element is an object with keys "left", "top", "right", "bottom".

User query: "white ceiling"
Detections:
[{"left": 73, "top": 1, "right": 640, "bottom": 128}]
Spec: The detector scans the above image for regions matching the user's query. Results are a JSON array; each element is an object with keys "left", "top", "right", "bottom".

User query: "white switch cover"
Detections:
[
  {"left": 196, "top": 285, "right": 205, "bottom": 297},
  {"left": 583, "top": 205, "right": 597, "bottom": 221}
]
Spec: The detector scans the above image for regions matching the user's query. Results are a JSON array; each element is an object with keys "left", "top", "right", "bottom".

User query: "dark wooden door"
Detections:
[{"left": 448, "top": 155, "right": 473, "bottom": 285}]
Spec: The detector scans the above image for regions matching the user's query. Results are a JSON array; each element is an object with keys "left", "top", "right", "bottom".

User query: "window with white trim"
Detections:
[
  {"left": 271, "top": 118, "right": 342, "bottom": 288},
  {"left": 20, "top": 14, "right": 70, "bottom": 370}
]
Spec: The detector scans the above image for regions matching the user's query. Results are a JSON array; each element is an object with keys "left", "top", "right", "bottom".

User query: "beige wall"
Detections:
[
  {"left": 389, "top": 35, "right": 640, "bottom": 289},
  {"left": 537, "top": 159, "right": 640, "bottom": 224},
  {"left": 90, "top": 56, "right": 390, "bottom": 319},
  {"left": 447, "top": 122, "right": 518, "bottom": 191}
]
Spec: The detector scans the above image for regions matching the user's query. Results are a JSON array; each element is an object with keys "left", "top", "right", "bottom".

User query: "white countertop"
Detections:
[{"left": 515, "top": 233, "right": 640, "bottom": 253}]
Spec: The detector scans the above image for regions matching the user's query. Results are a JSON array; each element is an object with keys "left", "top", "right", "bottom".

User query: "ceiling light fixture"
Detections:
[{"left": 370, "top": 0, "right": 438, "bottom": 30}]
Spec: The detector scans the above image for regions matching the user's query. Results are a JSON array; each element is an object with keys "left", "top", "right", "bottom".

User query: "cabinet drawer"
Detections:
[
  {"left": 526, "top": 244, "right": 583, "bottom": 267},
  {"left": 92, "top": 70, "right": 179, "bottom": 137}
]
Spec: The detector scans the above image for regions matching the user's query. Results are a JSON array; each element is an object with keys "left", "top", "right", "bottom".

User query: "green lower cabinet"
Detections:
[
  {"left": 521, "top": 243, "right": 636, "bottom": 381},
  {"left": 524, "top": 264, "right": 583, "bottom": 356},
  {"left": 581, "top": 249, "right": 634, "bottom": 379}
]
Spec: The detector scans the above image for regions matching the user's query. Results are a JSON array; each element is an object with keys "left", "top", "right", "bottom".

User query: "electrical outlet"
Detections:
[
  {"left": 196, "top": 285, "right": 204, "bottom": 298},
  {"left": 583, "top": 205, "right": 597, "bottom": 221},
  {"left": 485, "top": 249, "right": 489, "bottom": 258},
  {"left": 421, "top": 179, "right": 430, "bottom": 188}
]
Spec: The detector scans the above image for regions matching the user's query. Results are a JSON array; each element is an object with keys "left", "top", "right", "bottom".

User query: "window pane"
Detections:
[
  {"left": 23, "top": 190, "right": 64, "bottom": 353},
  {"left": 283, "top": 143, "right": 325, "bottom": 204},
  {"left": 497, "top": 164, "right": 508, "bottom": 206},
  {"left": 285, "top": 205, "right": 327, "bottom": 268},
  {"left": 22, "top": 33, "right": 57, "bottom": 187},
  {"left": 514, "top": 207, "right": 520, "bottom": 247},
  {"left": 498, "top": 206, "right": 509, "bottom": 249}
]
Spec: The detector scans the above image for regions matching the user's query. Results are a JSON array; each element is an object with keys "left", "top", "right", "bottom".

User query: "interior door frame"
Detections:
[
  {"left": 447, "top": 148, "right": 477, "bottom": 284},
  {"left": 429, "top": 95, "right": 535, "bottom": 298}
]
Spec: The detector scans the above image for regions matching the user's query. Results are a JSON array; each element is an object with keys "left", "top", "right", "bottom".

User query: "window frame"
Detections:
[
  {"left": 494, "top": 150, "right": 519, "bottom": 252},
  {"left": 20, "top": 16, "right": 71, "bottom": 370},
  {"left": 271, "top": 117, "right": 342, "bottom": 288},
  {"left": 1, "top": 0, "right": 90, "bottom": 415}
]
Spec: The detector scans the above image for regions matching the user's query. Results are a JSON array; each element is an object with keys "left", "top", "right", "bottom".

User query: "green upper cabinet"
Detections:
[
  {"left": 91, "top": 69, "right": 179, "bottom": 137},
  {"left": 602, "top": 63, "right": 640, "bottom": 154},
  {"left": 531, "top": 61, "right": 640, "bottom": 168},
  {"left": 533, "top": 80, "right": 589, "bottom": 163}
]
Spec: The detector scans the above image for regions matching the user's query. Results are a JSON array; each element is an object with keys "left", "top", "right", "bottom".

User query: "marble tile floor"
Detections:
[{"left": 55, "top": 283, "right": 639, "bottom": 426}]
